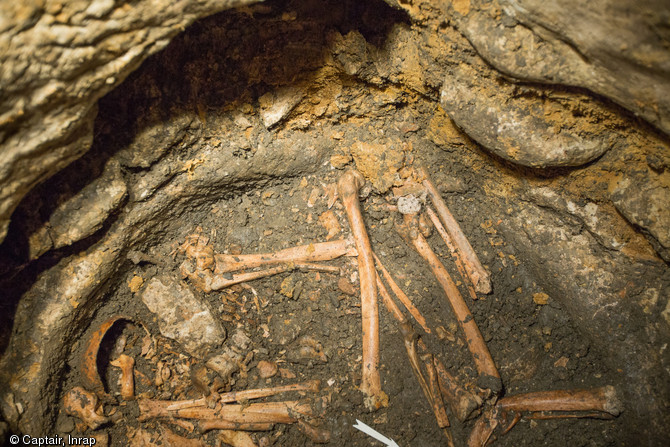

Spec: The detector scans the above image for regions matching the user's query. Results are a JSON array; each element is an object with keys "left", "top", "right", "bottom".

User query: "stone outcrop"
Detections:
[{"left": 0, "top": 0, "right": 257, "bottom": 243}]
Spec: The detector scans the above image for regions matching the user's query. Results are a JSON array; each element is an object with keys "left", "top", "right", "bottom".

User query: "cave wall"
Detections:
[{"left": 0, "top": 0, "right": 668, "bottom": 444}]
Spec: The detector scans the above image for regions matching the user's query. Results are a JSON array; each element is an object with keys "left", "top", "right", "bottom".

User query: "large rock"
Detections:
[
  {"left": 447, "top": 0, "right": 670, "bottom": 136},
  {"left": 498, "top": 200, "right": 670, "bottom": 445},
  {"left": 0, "top": 0, "right": 258, "bottom": 243},
  {"left": 440, "top": 64, "right": 614, "bottom": 167},
  {"left": 141, "top": 276, "right": 226, "bottom": 358}
]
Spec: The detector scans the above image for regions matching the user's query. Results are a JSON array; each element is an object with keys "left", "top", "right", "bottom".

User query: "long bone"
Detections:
[
  {"left": 397, "top": 214, "right": 501, "bottom": 393},
  {"left": 417, "top": 167, "right": 491, "bottom": 294},
  {"left": 337, "top": 169, "right": 387, "bottom": 411},
  {"left": 425, "top": 206, "right": 478, "bottom": 300},
  {"left": 467, "top": 386, "right": 622, "bottom": 447},
  {"left": 183, "top": 262, "right": 340, "bottom": 292},
  {"left": 138, "top": 398, "right": 324, "bottom": 424},
  {"left": 376, "top": 274, "right": 455, "bottom": 447},
  {"left": 154, "top": 381, "right": 321, "bottom": 411},
  {"left": 373, "top": 252, "right": 431, "bottom": 333},
  {"left": 213, "top": 238, "right": 357, "bottom": 274}
]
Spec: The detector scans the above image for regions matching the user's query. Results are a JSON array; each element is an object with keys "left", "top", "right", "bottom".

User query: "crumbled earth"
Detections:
[{"left": 0, "top": 0, "right": 668, "bottom": 446}]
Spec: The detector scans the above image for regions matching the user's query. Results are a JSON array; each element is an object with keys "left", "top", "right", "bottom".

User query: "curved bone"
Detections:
[{"left": 337, "top": 169, "right": 387, "bottom": 411}]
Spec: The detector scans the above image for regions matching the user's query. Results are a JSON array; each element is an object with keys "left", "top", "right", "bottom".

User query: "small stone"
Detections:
[
  {"left": 533, "top": 292, "right": 549, "bottom": 305},
  {"left": 279, "top": 368, "right": 296, "bottom": 379},
  {"left": 554, "top": 356, "right": 569, "bottom": 368},
  {"left": 128, "top": 275, "right": 144, "bottom": 293},
  {"left": 280, "top": 276, "right": 295, "bottom": 298},
  {"left": 330, "top": 153, "right": 352, "bottom": 169},
  {"left": 257, "top": 360, "right": 278, "bottom": 379},
  {"left": 397, "top": 195, "right": 422, "bottom": 215},
  {"left": 338, "top": 277, "right": 356, "bottom": 296}
]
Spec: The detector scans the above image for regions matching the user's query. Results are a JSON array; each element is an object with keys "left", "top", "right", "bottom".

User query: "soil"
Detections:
[
  {"left": 54, "top": 163, "right": 624, "bottom": 446},
  {"left": 1, "top": 0, "right": 663, "bottom": 446}
]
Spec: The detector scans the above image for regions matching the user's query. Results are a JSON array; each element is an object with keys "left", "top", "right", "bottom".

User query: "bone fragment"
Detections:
[
  {"left": 63, "top": 387, "right": 109, "bottom": 430},
  {"left": 376, "top": 278, "right": 453, "bottom": 445},
  {"left": 421, "top": 353, "right": 450, "bottom": 429},
  {"left": 110, "top": 354, "right": 135, "bottom": 400},
  {"left": 296, "top": 419, "right": 332, "bottom": 444},
  {"left": 163, "top": 381, "right": 322, "bottom": 411},
  {"left": 426, "top": 206, "right": 478, "bottom": 300},
  {"left": 398, "top": 214, "right": 501, "bottom": 390},
  {"left": 217, "top": 430, "right": 258, "bottom": 447},
  {"left": 82, "top": 316, "right": 131, "bottom": 400},
  {"left": 432, "top": 355, "right": 482, "bottom": 422},
  {"left": 337, "top": 169, "right": 387, "bottom": 411},
  {"left": 418, "top": 167, "right": 491, "bottom": 294},
  {"left": 213, "top": 238, "right": 356, "bottom": 274},
  {"left": 201, "top": 421, "right": 273, "bottom": 432},
  {"left": 374, "top": 253, "right": 431, "bottom": 333}
]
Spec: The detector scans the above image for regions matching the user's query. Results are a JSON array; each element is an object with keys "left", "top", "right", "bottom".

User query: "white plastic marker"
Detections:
[{"left": 353, "top": 419, "right": 399, "bottom": 447}]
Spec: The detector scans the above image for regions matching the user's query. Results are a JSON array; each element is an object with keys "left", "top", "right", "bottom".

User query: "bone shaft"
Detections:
[
  {"left": 422, "top": 354, "right": 451, "bottom": 428},
  {"left": 409, "top": 228, "right": 499, "bottom": 380},
  {"left": 374, "top": 252, "right": 431, "bottom": 333},
  {"left": 420, "top": 168, "right": 491, "bottom": 294},
  {"left": 210, "top": 263, "right": 339, "bottom": 290},
  {"left": 139, "top": 399, "right": 313, "bottom": 423},
  {"left": 426, "top": 207, "right": 478, "bottom": 300},
  {"left": 219, "top": 380, "right": 321, "bottom": 403},
  {"left": 199, "top": 421, "right": 274, "bottom": 432},
  {"left": 499, "top": 387, "right": 620, "bottom": 415},
  {"left": 338, "top": 170, "right": 383, "bottom": 407},
  {"left": 215, "top": 239, "right": 356, "bottom": 273}
]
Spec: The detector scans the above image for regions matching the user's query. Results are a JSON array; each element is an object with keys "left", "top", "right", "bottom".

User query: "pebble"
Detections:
[{"left": 257, "top": 360, "right": 278, "bottom": 379}]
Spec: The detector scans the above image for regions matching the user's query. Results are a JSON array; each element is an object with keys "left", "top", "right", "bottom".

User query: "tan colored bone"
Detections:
[
  {"left": 161, "top": 381, "right": 321, "bottom": 411},
  {"left": 337, "top": 169, "right": 387, "bottom": 411},
  {"left": 499, "top": 386, "right": 622, "bottom": 416},
  {"left": 374, "top": 252, "right": 431, "bottom": 333},
  {"left": 397, "top": 214, "right": 500, "bottom": 388},
  {"left": 426, "top": 206, "right": 478, "bottom": 300},
  {"left": 110, "top": 354, "right": 135, "bottom": 400},
  {"left": 217, "top": 430, "right": 258, "bottom": 447},
  {"left": 296, "top": 419, "right": 332, "bottom": 444},
  {"left": 213, "top": 238, "right": 356, "bottom": 274},
  {"left": 138, "top": 398, "right": 323, "bottom": 424},
  {"left": 467, "top": 386, "right": 622, "bottom": 447},
  {"left": 432, "top": 355, "right": 482, "bottom": 422},
  {"left": 186, "top": 262, "right": 340, "bottom": 292},
  {"left": 418, "top": 167, "right": 491, "bottom": 294},
  {"left": 376, "top": 278, "right": 453, "bottom": 446},
  {"left": 63, "top": 387, "right": 109, "bottom": 430}
]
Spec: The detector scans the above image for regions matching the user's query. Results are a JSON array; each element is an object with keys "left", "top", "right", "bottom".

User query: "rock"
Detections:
[
  {"left": 397, "top": 195, "right": 422, "bottom": 215},
  {"left": 337, "top": 277, "right": 356, "bottom": 296},
  {"left": 498, "top": 200, "right": 670, "bottom": 442},
  {"left": 532, "top": 293, "right": 549, "bottom": 305},
  {"left": 259, "top": 86, "right": 305, "bottom": 128},
  {"left": 440, "top": 65, "right": 613, "bottom": 168},
  {"left": 141, "top": 276, "right": 226, "bottom": 358},
  {"left": 612, "top": 174, "right": 670, "bottom": 262},
  {"left": 446, "top": 0, "right": 670, "bottom": 136},
  {"left": 349, "top": 141, "right": 405, "bottom": 192},
  {"left": 0, "top": 0, "right": 259, "bottom": 243},
  {"left": 256, "top": 360, "right": 278, "bottom": 379},
  {"left": 28, "top": 160, "right": 127, "bottom": 260}
]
